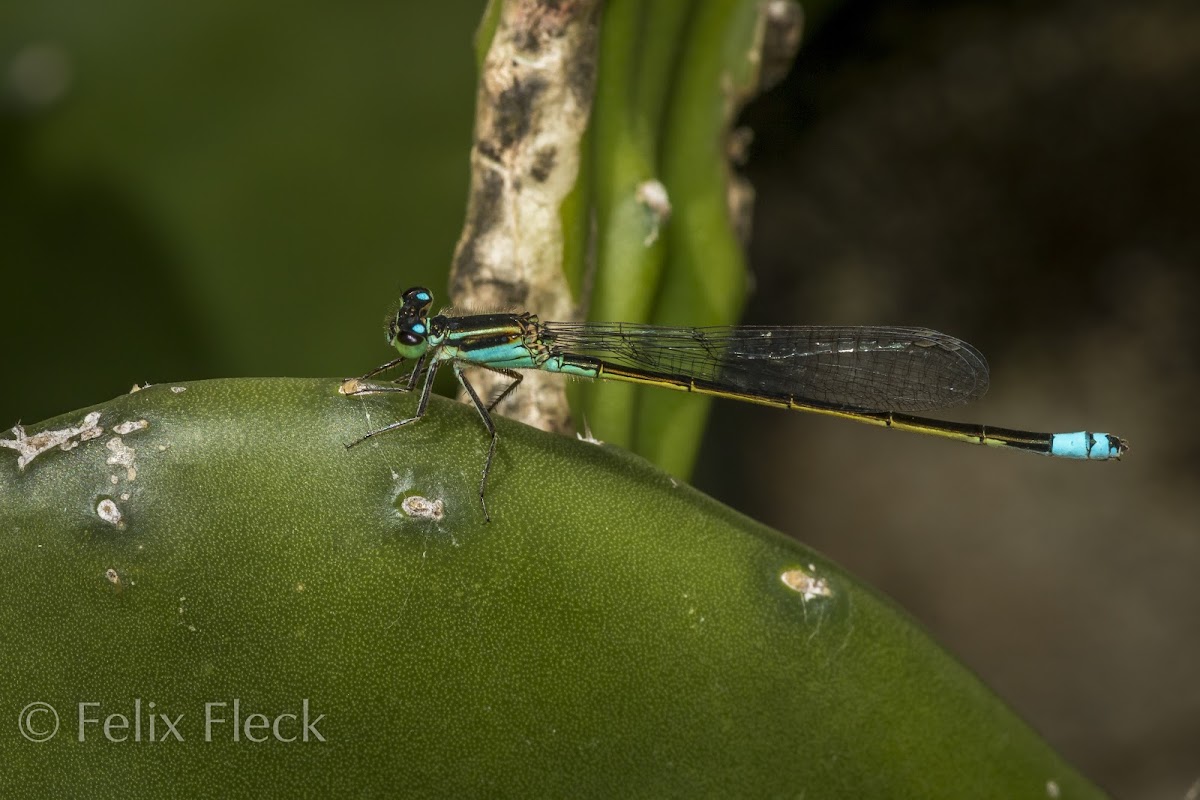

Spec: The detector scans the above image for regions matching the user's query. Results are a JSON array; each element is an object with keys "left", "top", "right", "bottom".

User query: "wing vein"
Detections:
[{"left": 539, "top": 323, "right": 989, "bottom": 412}]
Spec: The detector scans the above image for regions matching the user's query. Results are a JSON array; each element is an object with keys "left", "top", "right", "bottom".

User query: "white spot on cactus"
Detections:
[
  {"left": 96, "top": 499, "right": 123, "bottom": 527},
  {"left": 400, "top": 495, "right": 445, "bottom": 521},
  {"left": 113, "top": 419, "right": 148, "bottom": 435},
  {"left": 0, "top": 411, "right": 103, "bottom": 469},
  {"left": 105, "top": 437, "right": 135, "bottom": 468},
  {"left": 780, "top": 566, "right": 832, "bottom": 600}
]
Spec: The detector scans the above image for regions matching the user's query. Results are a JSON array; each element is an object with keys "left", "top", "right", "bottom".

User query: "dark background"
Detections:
[{"left": 3, "top": 2, "right": 1196, "bottom": 797}]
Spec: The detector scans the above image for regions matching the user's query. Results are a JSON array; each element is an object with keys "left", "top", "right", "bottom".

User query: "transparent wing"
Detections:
[{"left": 538, "top": 323, "right": 989, "bottom": 413}]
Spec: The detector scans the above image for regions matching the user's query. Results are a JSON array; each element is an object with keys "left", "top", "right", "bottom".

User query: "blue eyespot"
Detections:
[
  {"left": 415, "top": 291, "right": 430, "bottom": 302},
  {"left": 411, "top": 323, "right": 426, "bottom": 334}
]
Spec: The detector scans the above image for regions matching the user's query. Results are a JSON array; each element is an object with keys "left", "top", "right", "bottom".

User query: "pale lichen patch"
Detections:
[
  {"left": 781, "top": 566, "right": 832, "bottom": 600},
  {"left": 113, "top": 419, "right": 149, "bottom": 435},
  {"left": 104, "top": 568, "right": 124, "bottom": 594},
  {"left": 105, "top": 437, "right": 136, "bottom": 468},
  {"left": 400, "top": 495, "right": 445, "bottom": 521},
  {"left": 96, "top": 498, "right": 123, "bottom": 527},
  {"left": 170, "top": 386, "right": 187, "bottom": 394},
  {"left": 0, "top": 411, "right": 103, "bottom": 469}
]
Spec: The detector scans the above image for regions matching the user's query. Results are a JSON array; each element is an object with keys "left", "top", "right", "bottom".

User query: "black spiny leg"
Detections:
[
  {"left": 345, "top": 358, "right": 440, "bottom": 448},
  {"left": 356, "top": 355, "right": 407, "bottom": 382},
  {"left": 484, "top": 368, "right": 524, "bottom": 412},
  {"left": 345, "top": 354, "right": 427, "bottom": 397},
  {"left": 454, "top": 363, "right": 524, "bottom": 523}
]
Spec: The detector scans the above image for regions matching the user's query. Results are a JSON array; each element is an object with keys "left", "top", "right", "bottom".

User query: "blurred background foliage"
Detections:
[
  {"left": 2, "top": 1, "right": 1197, "bottom": 797},
  {"left": 0, "top": 1, "right": 480, "bottom": 422}
]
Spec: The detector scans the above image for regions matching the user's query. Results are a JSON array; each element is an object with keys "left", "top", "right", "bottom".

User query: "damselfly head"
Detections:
[{"left": 386, "top": 287, "right": 435, "bottom": 358}]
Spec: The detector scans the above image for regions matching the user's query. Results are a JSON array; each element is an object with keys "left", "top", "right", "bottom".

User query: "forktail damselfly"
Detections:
[{"left": 344, "top": 287, "right": 1126, "bottom": 520}]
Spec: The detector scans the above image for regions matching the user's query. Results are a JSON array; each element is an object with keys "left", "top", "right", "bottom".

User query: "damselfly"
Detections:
[{"left": 344, "top": 287, "right": 1126, "bottom": 520}]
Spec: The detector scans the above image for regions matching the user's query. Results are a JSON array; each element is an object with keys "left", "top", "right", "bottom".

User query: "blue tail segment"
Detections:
[{"left": 1050, "top": 431, "right": 1126, "bottom": 460}]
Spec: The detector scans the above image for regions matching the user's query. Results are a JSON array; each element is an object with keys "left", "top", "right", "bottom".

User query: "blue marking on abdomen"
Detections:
[
  {"left": 456, "top": 342, "right": 538, "bottom": 368},
  {"left": 542, "top": 356, "right": 599, "bottom": 378},
  {"left": 1051, "top": 431, "right": 1121, "bottom": 460}
]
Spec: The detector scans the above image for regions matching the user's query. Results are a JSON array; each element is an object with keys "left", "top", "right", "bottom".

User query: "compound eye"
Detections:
[
  {"left": 391, "top": 320, "right": 429, "bottom": 358},
  {"left": 402, "top": 286, "right": 434, "bottom": 312}
]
